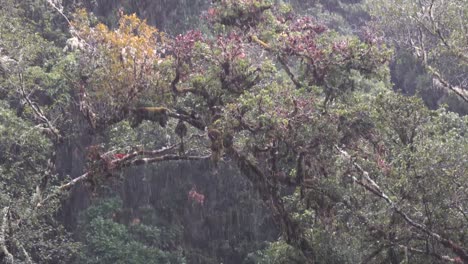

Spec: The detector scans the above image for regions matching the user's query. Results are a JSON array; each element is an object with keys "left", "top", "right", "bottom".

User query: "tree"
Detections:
[
  {"left": 1, "top": 0, "right": 467, "bottom": 263},
  {"left": 0, "top": 1, "right": 80, "bottom": 262},
  {"left": 366, "top": 0, "right": 468, "bottom": 104},
  {"left": 0, "top": 105, "right": 79, "bottom": 263},
  {"left": 57, "top": 0, "right": 391, "bottom": 260}
]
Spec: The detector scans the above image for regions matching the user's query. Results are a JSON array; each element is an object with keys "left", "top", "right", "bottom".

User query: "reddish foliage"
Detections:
[
  {"left": 216, "top": 32, "right": 245, "bottom": 61},
  {"left": 205, "top": 7, "right": 218, "bottom": 21},
  {"left": 332, "top": 40, "right": 349, "bottom": 53},
  {"left": 376, "top": 156, "right": 390, "bottom": 173},
  {"left": 114, "top": 153, "right": 126, "bottom": 160},
  {"left": 289, "top": 17, "right": 327, "bottom": 34},
  {"left": 284, "top": 17, "right": 327, "bottom": 59},
  {"left": 188, "top": 187, "right": 205, "bottom": 205},
  {"left": 375, "top": 144, "right": 390, "bottom": 174},
  {"left": 172, "top": 30, "right": 203, "bottom": 60}
]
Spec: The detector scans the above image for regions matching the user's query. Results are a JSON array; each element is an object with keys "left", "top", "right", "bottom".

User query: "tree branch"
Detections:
[
  {"left": 336, "top": 145, "right": 468, "bottom": 262},
  {"left": 342, "top": 197, "right": 458, "bottom": 263},
  {"left": 14, "top": 240, "right": 32, "bottom": 264},
  {"left": 426, "top": 65, "right": 468, "bottom": 103},
  {"left": 45, "top": 0, "right": 72, "bottom": 27},
  {"left": 18, "top": 73, "right": 62, "bottom": 142},
  {"left": 250, "top": 35, "right": 304, "bottom": 89},
  {"left": 230, "top": 148, "right": 316, "bottom": 262},
  {"left": 0, "top": 207, "right": 14, "bottom": 264},
  {"left": 398, "top": 244, "right": 463, "bottom": 263},
  {"left": 36, "top": 146, "right": 209, "bottom": 209},
  {"left": 168, "top": 112, "right": 206, "bottom": 131},
  {"left": 122, "top": 154, "right": 210, "bottom": 167},
  {"left": 278, "top": 56, "right": 303, "bottom": 89}
]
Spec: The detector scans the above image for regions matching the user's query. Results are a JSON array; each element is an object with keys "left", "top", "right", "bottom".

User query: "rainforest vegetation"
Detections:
[{"left": 0, "top": 0, "right": 467, "bottom": 263}]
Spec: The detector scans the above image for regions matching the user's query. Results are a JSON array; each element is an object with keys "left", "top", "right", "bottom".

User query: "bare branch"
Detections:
[
  {"left": 18, "top": 73, "right": 62, "bottom": 142},
  {"left": 250, "top": 35, "right": 272, "bottom": 51},
  {"left": 123, "top": 154, "right": 210, "bottom": 167},
  {"left": 399, "top": 245, "right": 463, "bottom": 263},
  {"left": 36, "top": 146, "right": 209, "bottom": 209},
  {"left": 14, "top": 241, "right": 32, "bottom": 264},
  {"left": 0, "top": 207, "right": 14, "bottom": 264},
  {"left": 45, "top": 0, "right": 72, "bottom": 27},
  {"left": 427, "top": 66, "right": 468, "bottom": 103}
]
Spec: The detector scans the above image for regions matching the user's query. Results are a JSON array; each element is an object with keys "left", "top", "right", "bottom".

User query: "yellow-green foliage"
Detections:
[
  {"left": 72, "top": 10, "right": 167, "bottom": 109},
  {"left": 138, "top": 107, "right": 168, "bottom": 113},
  {"left": 131, "top": 107, "right": 168, "bottom": 128}
]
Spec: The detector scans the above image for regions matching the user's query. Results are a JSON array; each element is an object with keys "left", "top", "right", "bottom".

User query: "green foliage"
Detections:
[
  {"left": 0, "top": 2, "right": 83, "bottom": 262},
  {"left": 0, "top": 104, "right": 80, "bottom": 263},
  {"left": 0, "top": 104, "right": 50, "bottom": 193},
  {"left": 78, "top": 197, "right": 186, "bottom": 264},
  {"left": 1, "top": 0, "right": 467, "bottom": 263},
  {"left": 245, "top": 241, "right": 307, "bottom": 264},
  {"left": 366, "top": 0, "right": 468, "bottom": 112}
]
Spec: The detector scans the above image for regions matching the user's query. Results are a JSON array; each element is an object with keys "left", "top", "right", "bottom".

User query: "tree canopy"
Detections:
[{"left": 0, "top": 0, "right": 467, "bottom": 263}]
